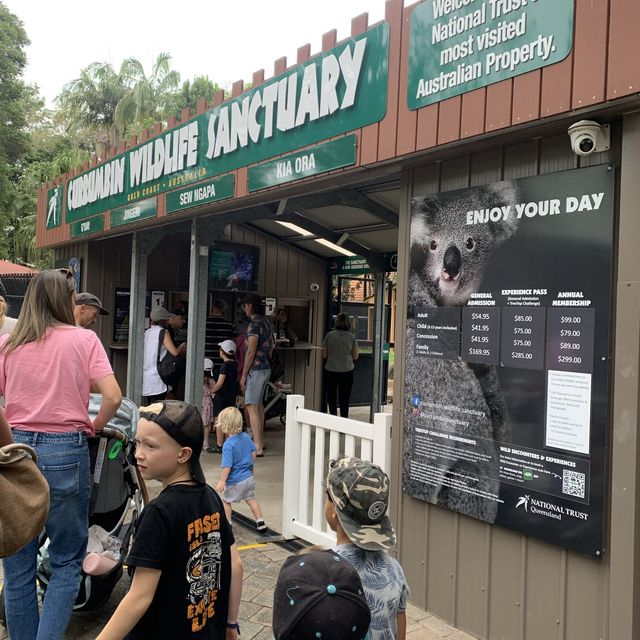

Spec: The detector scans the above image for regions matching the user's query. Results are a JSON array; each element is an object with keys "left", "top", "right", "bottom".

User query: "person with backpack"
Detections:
[
  {"left": 239, "top": 292, "right": 273, "bottom": 457},
  {"left": 142, "top": 307, "right": 186, "bottom": 404}
]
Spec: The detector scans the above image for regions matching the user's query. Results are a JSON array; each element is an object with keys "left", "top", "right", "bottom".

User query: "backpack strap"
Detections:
[{"left": 156, "top": 328, "right": 166, "bottom": 365}]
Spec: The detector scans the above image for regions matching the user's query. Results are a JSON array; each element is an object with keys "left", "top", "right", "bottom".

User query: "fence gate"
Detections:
[{"left": 282, "top": 394, "right": 392, "bottom": 547}]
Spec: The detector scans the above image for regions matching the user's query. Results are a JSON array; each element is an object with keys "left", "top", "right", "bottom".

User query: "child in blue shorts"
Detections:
[{"left": 215, "top": 407, "right": 267, "bottom": 532}]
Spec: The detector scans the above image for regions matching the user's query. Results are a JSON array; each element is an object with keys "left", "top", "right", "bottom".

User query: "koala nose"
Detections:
[{"left": 443, "top": 245, "right": 462, "bottom": 277}]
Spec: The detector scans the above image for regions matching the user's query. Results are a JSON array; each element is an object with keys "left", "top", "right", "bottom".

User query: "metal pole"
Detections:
[
  {"left": 370, "top": 269, "right": 386, "bottom": 422},
  {"left": 127, "top": 229, "right": 163, "bottom": 404}
]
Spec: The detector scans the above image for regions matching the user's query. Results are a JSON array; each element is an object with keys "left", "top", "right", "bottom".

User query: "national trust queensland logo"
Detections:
[{"left": 514, "top": 495, "right": 589, "bottom": 522}]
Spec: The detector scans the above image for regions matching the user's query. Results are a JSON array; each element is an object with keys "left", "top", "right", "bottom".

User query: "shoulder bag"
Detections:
[{"left": 0, "top": 443, "right": 49, "bottom": 558}]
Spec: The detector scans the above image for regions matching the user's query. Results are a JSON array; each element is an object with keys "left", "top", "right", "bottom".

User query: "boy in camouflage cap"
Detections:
[{"left": 325, "top": 456, "right": 410, "bottom": 640}]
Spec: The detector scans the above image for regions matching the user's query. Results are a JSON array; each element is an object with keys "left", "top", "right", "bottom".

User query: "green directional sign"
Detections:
[
  {"left": 248, "top": 135, "right": 357, "bottom": 192},
  {"left": 46, "top": 185, "right": 64, "bottom": 229},
  {"left": 166, "top": 174, "right": 235, "bottom": 214},
  {"left": 70, "top": 215, "right": 104, "bottom": 238},
  {"left": 407, "top": 0, "right": 574, "bottom": 109},
  {"left": 110, "top": 198, "right": 157, "bottom": 228}
]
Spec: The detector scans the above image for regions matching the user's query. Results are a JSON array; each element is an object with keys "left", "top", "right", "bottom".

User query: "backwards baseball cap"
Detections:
[
  {"left": 218, "top": 339, "right": 236, "bottom": 355},
  {"left": 75, "top": 292, "right": 109, "bottom": 315},
  {"left": 150, "top": 306, "right": 173, "bottom": 322},
  {"left": 272, "top": 550, "right": 371, "bottom": 640},
  {"left": 138, "top": 400, "right": 205, "bottom": 483},
  {"left": 326, "top": 456, "right": 396, "bottom": 551}
]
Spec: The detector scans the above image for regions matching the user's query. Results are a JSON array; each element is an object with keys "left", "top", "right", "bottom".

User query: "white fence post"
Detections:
[
  {"left": 282, "top": 394, "right": 304, "bottom": 539},
  {"left": 373, "top": 412, "right": 393, "bottom": 473}
]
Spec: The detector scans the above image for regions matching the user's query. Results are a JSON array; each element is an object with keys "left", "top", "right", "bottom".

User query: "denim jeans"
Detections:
[{"left": 2, "top": 430, "right": 90, "bottom": 640}]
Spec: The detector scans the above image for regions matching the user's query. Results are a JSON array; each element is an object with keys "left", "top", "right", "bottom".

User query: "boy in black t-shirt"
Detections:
[
  {"left": 97, "top": 401, "right": 243, "bottom": 640},
  {"left": 207, "top": 340, "right": 239, "bottom": 453}
]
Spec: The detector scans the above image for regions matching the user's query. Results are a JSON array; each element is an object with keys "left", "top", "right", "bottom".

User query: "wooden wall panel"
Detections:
[
  {"left": 396, "top": 4, "right": 418, "bottom": 156},
  {"left": 455, "top": 518, "right": 490, "bottom": 635},
  {"left": 512, "top": 71, "right": 541, "bottom": 125},
  {"left": 485, "top": 80, "right": 512, "bottom": 132},
  {"left": 607, "top": 0, "right": 640, "bottom": 100},
  {"left": 572, "top": 0, "right": 608, "bottom": 109},
  {"left": 425, "top": 507, "right": 457, "bottom": 620},
  {"left": 437, "top": 97, "right": 462, "bottom": 145},
  {"left": 378, "top": 0, "right": 403, "bottom": 161},
  {"left": 460, "top": 89, "right": 486, "bottom": 139},
  {"left": 564, "top": 553, "right": 607, "bottom": 640},
  {"left": 487, "top": 529, "right": 524, "bottom": 640},
  {"left": 398, "top": 495, "right": 429, "bottom": 605},
  {"left": 541, "top": 52, "right": 574, "bottom": 117},
  {"left": 523, "top": 542, "right": 565, "bottom": 640}
]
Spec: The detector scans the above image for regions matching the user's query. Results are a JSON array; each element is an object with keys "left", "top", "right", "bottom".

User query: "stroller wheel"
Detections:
[{"left": 280, "top": 413, "right": 286, "bottom": 425}]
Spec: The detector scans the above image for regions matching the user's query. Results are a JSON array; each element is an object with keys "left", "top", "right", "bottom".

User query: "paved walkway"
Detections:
[
  {"left": 0, "top": 409, "right": 476, "bottom": 639},
  {"left": 0, "top": 522, "right": 474, "bottom": 639}
]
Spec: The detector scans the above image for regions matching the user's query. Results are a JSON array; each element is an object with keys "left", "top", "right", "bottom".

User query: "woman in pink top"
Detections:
[{"left": 0, "top": 269, "right": 122, "bottom": 640}]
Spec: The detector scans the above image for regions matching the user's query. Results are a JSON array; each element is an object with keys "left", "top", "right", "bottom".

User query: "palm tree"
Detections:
[
  {"left": 118, "top": 52, "right": 181, "bottom": 133},
  {"left": 56, "top": 62, "right": 130, "bottom": 156}
]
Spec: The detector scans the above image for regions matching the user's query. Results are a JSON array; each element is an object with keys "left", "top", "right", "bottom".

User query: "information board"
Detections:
[{"left": 403, "top": 165, "right": 614, "bottom": 556}]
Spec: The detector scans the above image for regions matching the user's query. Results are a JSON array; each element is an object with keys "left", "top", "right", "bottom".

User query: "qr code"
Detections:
[{"left": 562, "top": 470, "right": 586, "bottom": 498}]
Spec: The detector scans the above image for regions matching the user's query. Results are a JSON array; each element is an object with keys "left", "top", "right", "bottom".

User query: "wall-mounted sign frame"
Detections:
[{"left": 403, "top": 165, "right": 614, "bottom": 557}]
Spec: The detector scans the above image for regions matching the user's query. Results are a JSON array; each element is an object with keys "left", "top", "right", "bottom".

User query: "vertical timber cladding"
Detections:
[
  {"left": 407, "top": 0, "right": 574, "bottom": 109},
  {"left": 62, "top": 23, "right": 389, "bottom": 224},
  {"left": 403, "top": 165, "right": 614, "bottom": 557}
]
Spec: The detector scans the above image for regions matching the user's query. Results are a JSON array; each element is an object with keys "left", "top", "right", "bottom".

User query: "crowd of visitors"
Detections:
[{"left": 0, "top": 277, "right": 405, "bottom": 639}]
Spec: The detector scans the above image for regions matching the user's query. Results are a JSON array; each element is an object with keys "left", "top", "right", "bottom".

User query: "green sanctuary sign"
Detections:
[
  {"left": 63, "top": 23, "right": 389, "bottom": 224},
  {"left": 407, "top": 0, "right": 574, "bottom": 109},
  {"left": 166, "top": 174, "right": 235, "bottom": 214},
  {"left": 110, "top": 198, "right": 157, "bottom": 228},
  {"left": 70, "top": 215, "right": 104, "bottom": 238},
  {"left": 248, "top": 136, "right": 356, "bottom": 192}
]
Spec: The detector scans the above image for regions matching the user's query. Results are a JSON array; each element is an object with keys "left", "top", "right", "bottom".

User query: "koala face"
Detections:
[{"left": 410, "top": 182, "right": 518, "bottom": 306}]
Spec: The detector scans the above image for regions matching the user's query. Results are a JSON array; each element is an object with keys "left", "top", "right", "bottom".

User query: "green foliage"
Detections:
[{"left": 0, "top": 3, "right": 234, "bottom": 267}]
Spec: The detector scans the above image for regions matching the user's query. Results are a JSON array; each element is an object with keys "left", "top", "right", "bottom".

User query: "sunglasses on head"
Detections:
[{"left": 57, "top": 268, "right": 74, "bottom": 278}]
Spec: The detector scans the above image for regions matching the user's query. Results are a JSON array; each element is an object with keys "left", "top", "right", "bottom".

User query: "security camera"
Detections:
[
  {"left": 310, "top": 282, "right": 320, "bottom": 292},
  {"left": 568, "top": 120, "right": 610, "bottom": 156}
]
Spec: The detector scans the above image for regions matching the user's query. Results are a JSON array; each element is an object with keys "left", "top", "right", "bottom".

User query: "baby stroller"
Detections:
[
  {"left": 263, "top": 349, "right": 290, "bottom": 425},
  {"left": 0, "top": 395, "right": 147, "bottom": 624}
]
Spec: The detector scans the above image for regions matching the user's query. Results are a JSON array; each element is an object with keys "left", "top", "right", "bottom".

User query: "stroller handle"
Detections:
[{"left": 98, "top": 426, "right": 127, "bottom": 443}]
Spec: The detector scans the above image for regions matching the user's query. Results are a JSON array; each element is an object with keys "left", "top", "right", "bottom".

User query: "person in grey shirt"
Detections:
[{"left": 322, "top": 312, "right": 359, "bottom": 418}]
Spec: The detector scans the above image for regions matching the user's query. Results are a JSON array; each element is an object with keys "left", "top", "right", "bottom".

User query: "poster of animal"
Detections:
[{"left": 403, "top": 164, "right": 614, "bottom": 557}]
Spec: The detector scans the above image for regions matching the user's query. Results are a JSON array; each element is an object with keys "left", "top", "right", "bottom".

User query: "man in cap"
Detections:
[
  {"left": 239, "top": 292, "right": 273, "bottom": 456},
  {"left": 74, "top": 292, "right": 109, "bottom": 329},
  {"left": 325, "top": 456, "right": 410, "bottom": 640}
]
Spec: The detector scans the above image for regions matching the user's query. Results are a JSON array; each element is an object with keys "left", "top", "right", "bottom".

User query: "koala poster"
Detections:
[{"left": 403, "top": 164, "right": 614, "bottom": 557}]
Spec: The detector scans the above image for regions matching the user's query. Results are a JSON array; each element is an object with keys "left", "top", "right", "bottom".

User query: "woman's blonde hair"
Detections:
[
  {"left": 217, "top": 406, "right": 243, "bottom": 435},
  {"left": 0, "top": 270, "right": 75, "bottom": 353}
]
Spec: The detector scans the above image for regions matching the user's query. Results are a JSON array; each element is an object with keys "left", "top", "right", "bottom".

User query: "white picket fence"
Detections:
[{"left": 282, "top": 394, "right": 392, "bottom": 547}]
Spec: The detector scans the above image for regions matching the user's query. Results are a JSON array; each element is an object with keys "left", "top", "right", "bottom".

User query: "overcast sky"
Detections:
[{"left": 4, "top": 0, "right": 387, "bottom": 107}]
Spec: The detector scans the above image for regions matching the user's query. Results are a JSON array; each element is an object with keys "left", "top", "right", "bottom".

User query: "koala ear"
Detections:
[{"left": 486, "top": 181, "right": 519, "bottom": 243}]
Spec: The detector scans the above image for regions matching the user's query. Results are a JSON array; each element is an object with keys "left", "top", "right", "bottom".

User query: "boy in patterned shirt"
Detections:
[{"left": 325, "top": 456, "right": 410, "bottom": 640}]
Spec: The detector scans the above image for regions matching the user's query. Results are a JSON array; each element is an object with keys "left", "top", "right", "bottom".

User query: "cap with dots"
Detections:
[{"left": 273, "top": 550, "right": 371, "bottom": 639}]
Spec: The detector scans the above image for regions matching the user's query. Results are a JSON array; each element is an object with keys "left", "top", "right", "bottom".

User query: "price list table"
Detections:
[
  {"left": 545, "top": 308, "right": 595, "bottom": 374},
  {"left": 461, "top": 308, "right": 500, "bottom": 364},
  {"left": 500, "top": 307, "right": 546, "bottom": 370}
]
